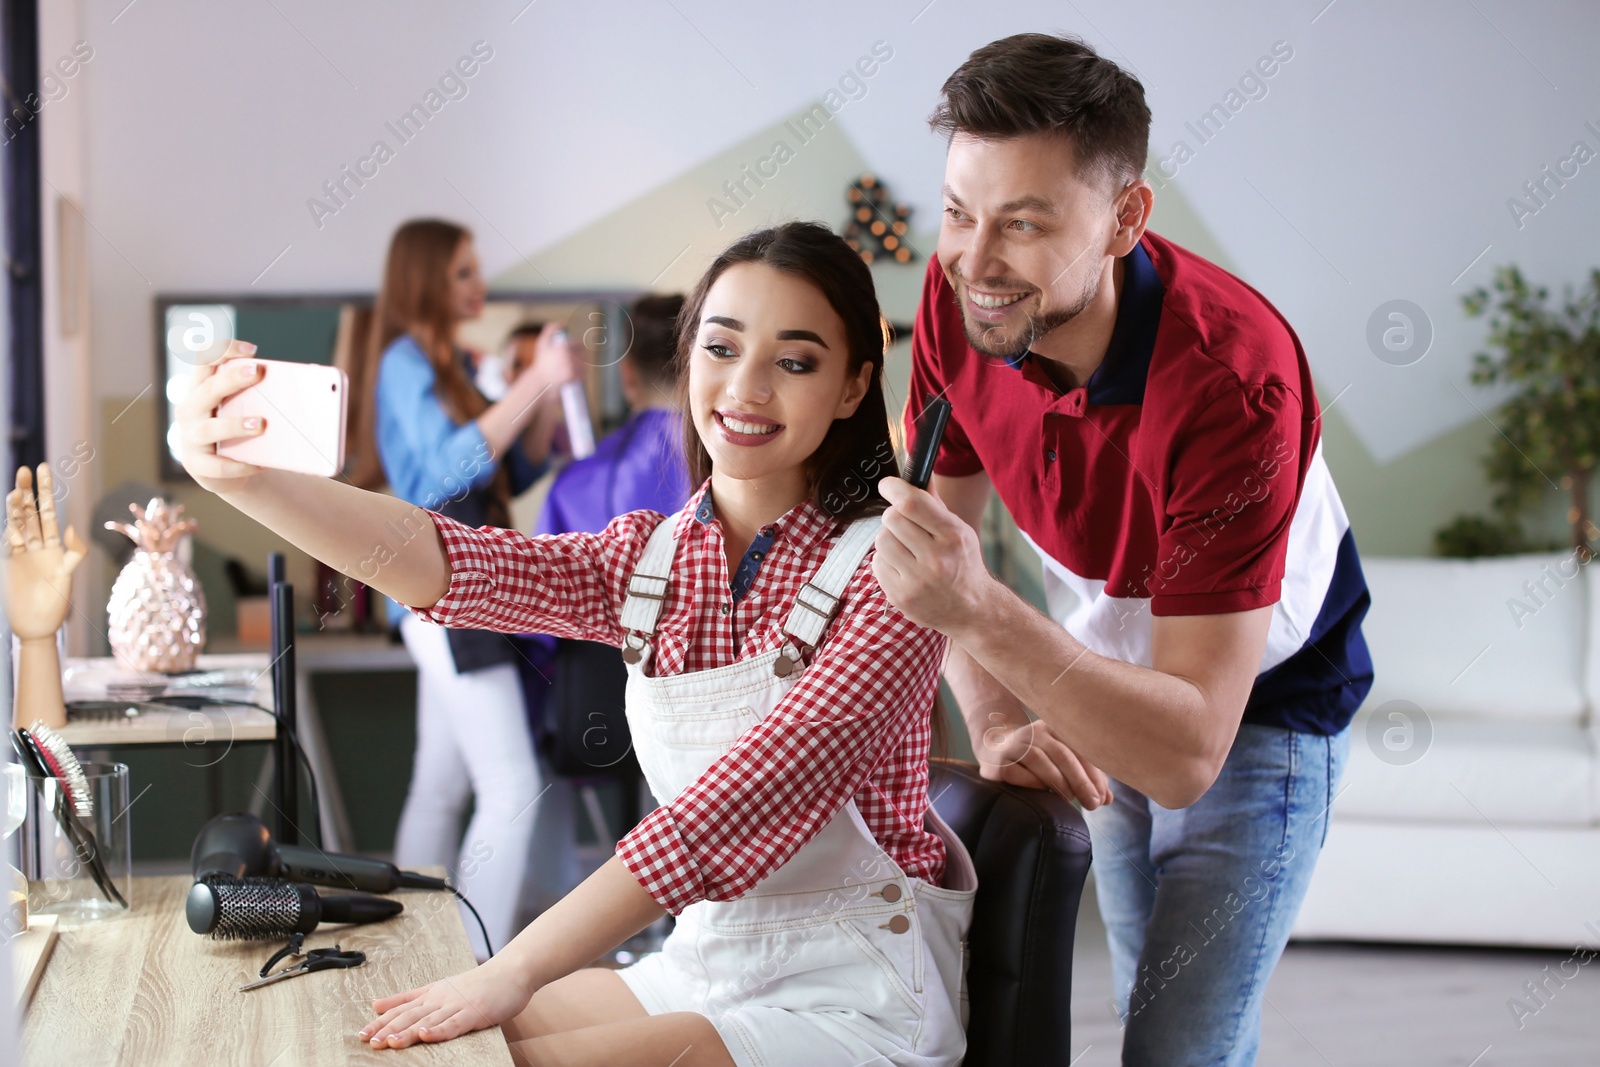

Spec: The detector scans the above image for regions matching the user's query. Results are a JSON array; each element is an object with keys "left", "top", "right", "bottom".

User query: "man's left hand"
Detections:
[{"left": 873, "top": 476, "right": 993, "bottom": 633}]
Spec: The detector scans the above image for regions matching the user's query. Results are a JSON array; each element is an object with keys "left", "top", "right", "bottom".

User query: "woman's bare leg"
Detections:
[
  {"left": 511, "top": 1013, "right": 736, "bottom": 1067},
  {"left": 506, "top": 967, "right": 650, "bottom": 1039},
  {"left": 503, "top": 968, "right": 735, "bottom": 1067}
]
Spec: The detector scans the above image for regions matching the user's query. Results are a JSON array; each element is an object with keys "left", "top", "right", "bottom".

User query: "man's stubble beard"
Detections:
[{"left": 957, "top": 269, "right": 1101, "bottom": 362}]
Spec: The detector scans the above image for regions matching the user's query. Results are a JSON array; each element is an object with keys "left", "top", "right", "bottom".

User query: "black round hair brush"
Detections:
[{"left": 186, "top": 876, "right": 402, "bottom": 940}]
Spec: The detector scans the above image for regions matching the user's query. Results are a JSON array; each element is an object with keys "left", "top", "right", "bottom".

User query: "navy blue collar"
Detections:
[
  {"left": 1006, "top": 241, "right": 1164, "bottom": 405},
  {"left": 692, "top": 488, "right": 784, "bottom": 604},
  {"left": 691, "top": 490, "right": 781, "bottom": 540}
]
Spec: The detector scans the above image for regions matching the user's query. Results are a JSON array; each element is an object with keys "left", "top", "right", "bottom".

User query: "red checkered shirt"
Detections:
[{"left": 414, "top": 479, "right": 949, "bottom": 915}]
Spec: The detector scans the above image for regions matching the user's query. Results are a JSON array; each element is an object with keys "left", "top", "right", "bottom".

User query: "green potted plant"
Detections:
[{"left": 1435, "top": 265, "right": 1600, "bottom": 558}]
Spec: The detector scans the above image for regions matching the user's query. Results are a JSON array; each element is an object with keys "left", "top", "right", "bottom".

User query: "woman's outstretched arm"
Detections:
[
  {"left": 221, "top": 469, "right": 450, "bottom": 609},
  {"left": 178, "top": 340, "right": 450, "bottom": 609},
  {"left": 182, "top": 339, "right": 674, "bottom": 633}
]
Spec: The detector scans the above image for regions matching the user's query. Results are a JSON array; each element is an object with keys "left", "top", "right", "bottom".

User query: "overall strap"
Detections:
[
  {"left": 774, "top": 515, "right": 882, "bottom": 676},
  {"left": 619, "top": 506, "right": 688, "bottom": 662}
]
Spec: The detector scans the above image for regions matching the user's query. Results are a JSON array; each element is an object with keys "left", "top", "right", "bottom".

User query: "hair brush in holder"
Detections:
[
  {"left": 12, "top": 723, "right": 126, "bottom": 908},
  {"left": 25, "top": 721, "right": 92, "bottom": 817}
]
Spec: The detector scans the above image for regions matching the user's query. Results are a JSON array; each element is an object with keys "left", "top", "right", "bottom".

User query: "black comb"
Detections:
[{"left": 902, "top": 396, "right": 952, "bottom": 490}]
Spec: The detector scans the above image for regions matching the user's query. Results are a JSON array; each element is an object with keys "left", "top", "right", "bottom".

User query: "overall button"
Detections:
[
  {"left": 885, "top": 914, "right": 911, "bottom": 935},
  {"left": 878, "top": 883, "right": 902, "bottom": 903}
]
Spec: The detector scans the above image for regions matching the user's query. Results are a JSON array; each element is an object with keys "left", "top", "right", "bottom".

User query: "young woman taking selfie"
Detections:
[{"left": 176, "top": 221, "right": 976, "bottom": 1067}]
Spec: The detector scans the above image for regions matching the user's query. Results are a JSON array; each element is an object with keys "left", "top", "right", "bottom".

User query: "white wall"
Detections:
[
  {"left": 38, "top": 0, "right": 93, "bottom": 654},
  {"left": 71, "top": 1, "right": 1600, "bottom": 470}
]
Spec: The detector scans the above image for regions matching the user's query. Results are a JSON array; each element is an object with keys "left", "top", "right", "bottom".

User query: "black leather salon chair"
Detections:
[{"left": 929, "top": 758, "right": 1094, "bottom": 1067}]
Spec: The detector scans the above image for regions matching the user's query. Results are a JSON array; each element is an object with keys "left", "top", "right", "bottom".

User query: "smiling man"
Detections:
[{"left": 872, "top": 34, "right": 1373, "bottom": 1066}]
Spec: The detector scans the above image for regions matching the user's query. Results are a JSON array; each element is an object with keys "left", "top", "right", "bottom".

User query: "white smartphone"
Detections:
[{"left": 216, "top": 359, "right": 348, "bottom": 478}]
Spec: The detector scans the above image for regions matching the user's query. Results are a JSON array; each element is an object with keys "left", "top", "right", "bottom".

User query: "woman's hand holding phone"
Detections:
[
  {"left": 175, "top": 339, "right": 269, "bottom": 494},
  {"left": 171, "top": 337, "right": 451, "bottom": 610},
  {"left": 178, "top": 341, "right": 348, "bottom": 483}
]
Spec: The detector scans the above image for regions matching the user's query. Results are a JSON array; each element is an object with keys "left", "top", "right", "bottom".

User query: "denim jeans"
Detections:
[{"left": 1082, "top": 723, "right": 1351, "bottom": 1067}]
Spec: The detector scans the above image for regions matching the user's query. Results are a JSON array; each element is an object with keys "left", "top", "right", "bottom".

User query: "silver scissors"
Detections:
[{"left": 238, "top": 945, "right": 367, "bottom": 991}]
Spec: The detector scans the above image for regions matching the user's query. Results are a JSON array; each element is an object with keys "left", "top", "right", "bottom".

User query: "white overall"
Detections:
[{"left": 613, "top": 507, "right": 979, "bottom": 1067}]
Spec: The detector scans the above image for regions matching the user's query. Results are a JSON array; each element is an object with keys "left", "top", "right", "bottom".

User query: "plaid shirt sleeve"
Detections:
[
  {"left": 412, "top": 509, "right": 665, "bottom": 643},
  {"left": 615, "top": 557, "right": 948, "bottom": 914}
]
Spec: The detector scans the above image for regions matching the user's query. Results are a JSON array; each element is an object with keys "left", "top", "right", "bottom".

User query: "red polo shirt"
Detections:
[{"left": 906, "top": 230, "right": 1372, "bottom": 735}]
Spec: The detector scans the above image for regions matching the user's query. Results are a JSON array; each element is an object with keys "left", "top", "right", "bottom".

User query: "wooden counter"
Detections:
[{"left": 23, "top": 874, "right": 513, "bottom": 1066}]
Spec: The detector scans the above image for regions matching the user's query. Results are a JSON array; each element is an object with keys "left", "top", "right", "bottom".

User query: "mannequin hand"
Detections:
[
  {"left": 4, "top": 465, "right": 86, "bottom": 641},
  {"left": 359, "top": 957, "right": 533, "bottom": 1048},
  {"left": 175, "top": 339, "right": 267, "bottom": 495},
  {"left": 973, "top": 710, "right": 1113, "bottom": 810}
]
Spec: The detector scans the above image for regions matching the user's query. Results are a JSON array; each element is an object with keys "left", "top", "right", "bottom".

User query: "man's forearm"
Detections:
[
  {"left": 948, "top": 579, "right": 1224, "bottom": 808},
  {"left": 220, "top": 469, "right": 451, "bottom": 609}
]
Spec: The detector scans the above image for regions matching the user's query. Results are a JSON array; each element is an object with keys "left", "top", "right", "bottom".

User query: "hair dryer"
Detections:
[{"left": 191, "top": 811, "right": 447, "bottom": 893}]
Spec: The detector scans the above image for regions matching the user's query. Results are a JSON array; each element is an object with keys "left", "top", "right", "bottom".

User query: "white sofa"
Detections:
[{"left": 1292, "top": 550, "right": 1600, "bottom": 949}]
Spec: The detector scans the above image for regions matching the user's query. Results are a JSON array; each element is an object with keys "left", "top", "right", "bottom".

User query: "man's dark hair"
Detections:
[
  {"left": 627, "top": 293, "right": 684, "bottom": 385},
  {"left": 929, "top": 33, "right": 1151, "bottom": 188},
  {"left": 507, "top": 320, "right": 546, "bottom": 341}
]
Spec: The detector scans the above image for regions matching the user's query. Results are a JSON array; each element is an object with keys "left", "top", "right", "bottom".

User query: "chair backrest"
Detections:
[{"left": 929, "top": 759, "right": 1093, "bottom": 1067}]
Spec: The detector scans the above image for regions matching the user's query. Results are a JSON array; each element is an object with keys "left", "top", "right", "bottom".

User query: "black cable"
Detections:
[
  {"left": 171, "top": 696, "right": 323, "bottom": 852},
  {"left": 446, "top": 879, "right": 494, "bottom": 959},
  {"left": 180, "top": 697, "right": 325, "bottom": 853}
]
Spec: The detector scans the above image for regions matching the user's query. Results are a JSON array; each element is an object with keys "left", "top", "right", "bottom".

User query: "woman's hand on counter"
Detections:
[
  {"left": 359, "top": 955, "right": 534, "bottom": 1049},
  {"left": 360, "top": 858, "right": 666, "bottom": 1049}
]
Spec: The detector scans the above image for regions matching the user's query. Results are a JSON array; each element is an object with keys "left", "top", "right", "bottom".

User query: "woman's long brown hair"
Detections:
[
  {"left": 673, "top": 221, "right": 947, "bottom": 757},
  {"left": 349, "top": 219, "right": 511, "bottom": 523}
]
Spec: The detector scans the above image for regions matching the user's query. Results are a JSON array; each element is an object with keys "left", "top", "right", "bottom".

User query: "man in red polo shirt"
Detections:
[{"left": 874, "top": 34, "right": 1372, "bottom": 1065}]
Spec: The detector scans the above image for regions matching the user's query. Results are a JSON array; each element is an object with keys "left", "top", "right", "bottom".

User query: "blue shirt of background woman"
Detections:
[{"left": 375, "top": 333, "right": 548, "bottom": 625}]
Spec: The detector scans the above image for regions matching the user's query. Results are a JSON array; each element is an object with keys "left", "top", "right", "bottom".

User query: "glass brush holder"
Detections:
[
  {"left": 2, "top": 761, "right": 26, "bottom": 938},
  {"left": 20, "top": 760, "right": 132, "bottom": 923}
]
